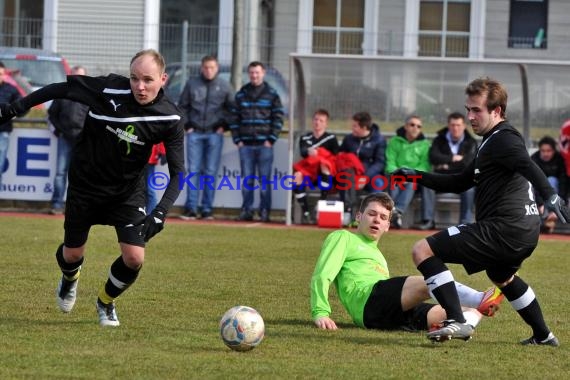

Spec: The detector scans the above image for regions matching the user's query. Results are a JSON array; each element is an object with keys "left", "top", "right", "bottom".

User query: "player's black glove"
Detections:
[
  {"left": 544, "top": 194, "right": 570, "bottom": 224},
  {"left": 140, "top": 208, "right": 166, "bottom": 242},
  {"left": 391, "top": 168, "right": 417, "bottom": 181},
  {"left": 0, "top": 103, "right": 18, "bottom": 124}
]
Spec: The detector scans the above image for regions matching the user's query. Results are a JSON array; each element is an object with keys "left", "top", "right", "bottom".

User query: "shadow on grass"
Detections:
[
  {"left": 1, "top": 317, "right": 95, "bottom": 326},
  {"left": 264, "top": 317, "right": 356, "bottom": 329},
  {"left": 262, "top": 317, "right": 489, "bottom": 348}
]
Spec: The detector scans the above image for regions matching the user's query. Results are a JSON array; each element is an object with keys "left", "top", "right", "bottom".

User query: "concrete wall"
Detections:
[{"left": 485, "top": 0, "right": 570, "bottom": 61}]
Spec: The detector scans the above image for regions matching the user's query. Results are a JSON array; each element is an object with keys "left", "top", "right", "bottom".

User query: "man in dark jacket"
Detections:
[
  {"left": 338, "top": 111, "right": 386, "bottom": 221},
  {"left": 0, "top": 61, "right": 23, "bottom": 189},
  {"left": 230, "top": 61, "right": 284, "bottom": 222},
  {"left": 530, "top": 135, "right": 567, "bottom": 233},
  {"left": 413, "top": 112, "right": 478, "bottom": 230},
  {"left": 48, "top": 65, "right": 89, "bottom": 215},
  {"left": 178, "top": 55, "right": 234, "bottom": 220}
]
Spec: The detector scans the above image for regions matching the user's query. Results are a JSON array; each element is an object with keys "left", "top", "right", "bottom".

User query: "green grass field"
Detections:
[{"left": 0, "top": 214, "right": 568, "bottom": 379}]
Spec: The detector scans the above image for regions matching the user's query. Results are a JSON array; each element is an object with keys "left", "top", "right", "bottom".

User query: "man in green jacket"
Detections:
[
  {"left": 310, "top": 192, "right": 504, "bottom": 332},
  {"left": 385, "top": 115, "right": 431, "bottom": 228}
]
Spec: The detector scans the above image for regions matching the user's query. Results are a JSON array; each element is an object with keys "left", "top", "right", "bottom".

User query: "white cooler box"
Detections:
[{"left": 316, "top": 200, "right": 344, "bottom": 228}]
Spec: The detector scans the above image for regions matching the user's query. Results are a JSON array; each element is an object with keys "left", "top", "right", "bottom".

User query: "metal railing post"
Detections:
[{"left": 181, "top": 21, "right": 189, "bottom": 90}]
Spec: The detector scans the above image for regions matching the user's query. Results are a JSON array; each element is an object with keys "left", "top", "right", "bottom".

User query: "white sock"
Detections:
[
  {"left": 429, "top": 281, "right": 484, "bottom": 308},
  {"left": 463, "top": 310, "right": 481, "bottom": 327}
]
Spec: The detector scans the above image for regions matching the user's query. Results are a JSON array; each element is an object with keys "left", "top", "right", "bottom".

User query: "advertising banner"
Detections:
[{"left": 0, "top": 129, "right": 291, "bottom": 210}]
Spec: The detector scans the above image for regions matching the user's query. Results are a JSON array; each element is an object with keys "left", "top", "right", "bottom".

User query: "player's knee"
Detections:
[
  {"left": 120, "top": 245, "right": 145, "bottom": 269},
  {"left": 486, "top": 269, "right": 515, "bottom": 287},
  {"left": 122, "top": 254, "right": 144, "bottom": 270},
  {"left": 63, "top": 245, "right": 85, "bottom": 262},
  {"left": 412, "top": 239, "right": 433, "bottom": 264}
]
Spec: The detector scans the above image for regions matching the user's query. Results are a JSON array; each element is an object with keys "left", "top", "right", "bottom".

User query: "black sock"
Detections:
[
  {"left": 55, "top": 243, "right": 83, "bottom": 280},
  {"left": 501, "top": 276, "right": 550, "bottom": 340},
  {"left": 417, "top": 256, "right": 465, "bottom": 323},
  {"left": 99, "top": 256, "right": 141, "bottom": 303}
]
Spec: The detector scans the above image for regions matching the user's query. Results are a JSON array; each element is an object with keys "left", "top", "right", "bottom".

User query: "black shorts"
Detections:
[
  {"left": 426, "top": 221, "right": 537, "bottom": 278},
  {"left": 63, "top": 190, "right": 147, "bottom": 248},
  {"left": 363, "top": 276, "right": 436, "bottom": 331}
]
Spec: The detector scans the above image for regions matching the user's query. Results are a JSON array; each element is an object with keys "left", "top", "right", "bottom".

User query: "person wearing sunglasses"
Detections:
[{"left": 385, "top": 115, "right": 431, "bottom": 228}]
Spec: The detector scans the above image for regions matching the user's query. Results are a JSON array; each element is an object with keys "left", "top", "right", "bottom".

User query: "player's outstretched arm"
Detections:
[
  {"left": 0, "top": 82, "right": 69, "bottom": 124},
  {"left": 314, "top": 316, "right": 338, "bottom": 330},
  {"left": 393, "top": 160, "right": 476, "bottom": 194}
]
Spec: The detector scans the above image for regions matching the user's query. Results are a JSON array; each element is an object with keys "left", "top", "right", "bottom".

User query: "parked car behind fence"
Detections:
[{"left": 0, "top": 47, "right": 70, "bottom": 90}]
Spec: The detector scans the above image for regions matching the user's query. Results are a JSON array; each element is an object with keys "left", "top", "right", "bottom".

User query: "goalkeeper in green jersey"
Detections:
[{"left": 310, "top": 192, "right": 504, "bottom": 331}]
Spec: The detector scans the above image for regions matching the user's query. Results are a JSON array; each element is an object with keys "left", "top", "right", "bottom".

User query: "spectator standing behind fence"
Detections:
[
  {"left": 230, "top": 61, "right": 284, "bottom": 222},
  {"left": 178, "top": 55, "right": 234, "bottom": 220},
  {"left": 292, "top": 108, "right": 339, "bottom": 224},
  {"left": 530, "top": 136, "right": 568, "bottom": 233},
  {"left": 412, "top": 112, "right": 477, "bottom": 230},
  {"left": 48, "top": 65, "right": 89, "bottom": 215},
  {"left": 0, "top": 62, "right": 23, "bottom": 190},
  {"left": 385, "top": 115, "right": 431, "bottom": 229},
  {"left": 337, "top": 111, "right": 386, "bottom": 222}
]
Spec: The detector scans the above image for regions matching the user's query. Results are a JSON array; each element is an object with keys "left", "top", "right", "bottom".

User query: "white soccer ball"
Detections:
[{"left": 219, "top": 305, "right": 265, "bottom": 351}]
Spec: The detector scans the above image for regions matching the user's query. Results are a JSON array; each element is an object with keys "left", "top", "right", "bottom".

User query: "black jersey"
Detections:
[
  {"left": 420, "top": 121, "right": 555, "bottom": 240},
  {"left": 299, "top": 131, "right": 340, "bottom": 158},
  {"left": 63, "top": 74, "right": 185, "bottom": 211}
]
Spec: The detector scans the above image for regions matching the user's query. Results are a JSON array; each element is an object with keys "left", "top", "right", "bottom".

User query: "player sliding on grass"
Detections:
[
  {"left": 310, "top": 192, "right": 503, "bottom": 333},
  {"left": 0, "top": 49, "right": 185, "bottom": 327},
  {"left": 394, "top": 77, "right": 569, "bottom": 345}
]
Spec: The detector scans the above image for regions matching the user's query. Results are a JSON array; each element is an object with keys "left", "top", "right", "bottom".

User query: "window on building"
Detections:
[
  {"left": 418, "top": 0, "right": 470, "bottom": 58},
  {"left": 160, "top": 0, "right": 220, "bottom": 63},
  {"left": 0, "top": 0, "right": 43, "bottom": 48},
  {"left": 312, "top": 0, "right": 365, "bottom": 54},
  {"left": 508, "top": 0, "right": 548, "bottom": 49}
]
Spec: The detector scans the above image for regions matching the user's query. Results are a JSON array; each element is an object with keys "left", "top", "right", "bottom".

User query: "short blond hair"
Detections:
[{"left": 130, "top": 49, "right": 166, "bottom": 73}]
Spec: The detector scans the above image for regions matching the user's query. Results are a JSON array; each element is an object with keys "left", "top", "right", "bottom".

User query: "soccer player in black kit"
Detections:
[
  {"left": 394, "top": 77, "right": 569, "bottom": 345},
  {"left": 0, "top": 49, "right": 185, "bottom": 326}
]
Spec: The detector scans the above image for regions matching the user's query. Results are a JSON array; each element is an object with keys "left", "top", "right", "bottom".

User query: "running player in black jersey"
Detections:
[
  {"left": 394, "top": 77, "right": 569, "bottom": 345},
  {"left": 0, "top": 49, "right": 185, "bottom": 327}
]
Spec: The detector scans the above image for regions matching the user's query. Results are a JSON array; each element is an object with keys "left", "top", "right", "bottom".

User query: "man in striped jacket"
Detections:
[{"left": 230, "top": 61, "right": 284, "bottom": 222}]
